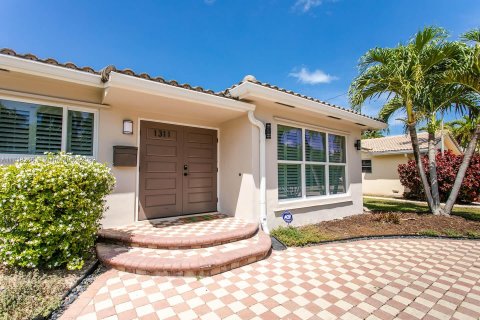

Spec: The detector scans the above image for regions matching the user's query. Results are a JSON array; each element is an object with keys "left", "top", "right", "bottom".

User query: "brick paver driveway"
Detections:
[{"left": 61, "top": 238, "right": 480, "bottom": 320}]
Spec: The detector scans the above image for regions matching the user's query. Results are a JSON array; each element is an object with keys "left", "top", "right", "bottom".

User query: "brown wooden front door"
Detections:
[{"left": 139, "top": 120, "right": 217, "bottom": 220}]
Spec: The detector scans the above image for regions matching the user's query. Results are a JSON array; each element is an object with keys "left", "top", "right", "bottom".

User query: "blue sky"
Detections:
[{"left": 1, "top": 0, "right": 479, "bottom": 135}]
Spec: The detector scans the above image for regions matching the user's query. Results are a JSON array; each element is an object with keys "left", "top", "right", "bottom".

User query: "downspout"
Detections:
[{"left": 247, "top": 110, "right": 270, "bottom": 234}]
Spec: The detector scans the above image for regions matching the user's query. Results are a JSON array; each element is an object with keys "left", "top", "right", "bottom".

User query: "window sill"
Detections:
[{"left": 275, "top": 194, "right": 352, "bottom": 211}]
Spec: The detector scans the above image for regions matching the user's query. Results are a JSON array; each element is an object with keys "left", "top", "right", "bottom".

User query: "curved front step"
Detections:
[
  {"left": 99, "top": 216, "right": 259, "bottom": 249},
  {"left": 97, "top": 232, "right": 272, "bottom": 276}
]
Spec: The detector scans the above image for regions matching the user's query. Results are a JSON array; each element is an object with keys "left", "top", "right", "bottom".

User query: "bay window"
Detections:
[
  {"left": 277, "top": 124, "right": 347, "bottom": 200},
  {"left": 0, "top": 99, "right": 96, "bottom": 157}
]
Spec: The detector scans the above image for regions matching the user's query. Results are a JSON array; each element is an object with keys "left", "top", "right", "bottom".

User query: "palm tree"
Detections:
[
  {"left": 349, "top": 26, "right": 456, "bottom": 214},
  {"left": 442, "top": 29, "right": 480, "bottom": 213}
]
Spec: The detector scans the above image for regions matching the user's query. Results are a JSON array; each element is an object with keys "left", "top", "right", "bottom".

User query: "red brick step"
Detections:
[
  {"left": 96, "top": 231, "right": 271, "bottom": 276},
  {"left": 98, "top": 215, "right": 259, "bottom": 249}
]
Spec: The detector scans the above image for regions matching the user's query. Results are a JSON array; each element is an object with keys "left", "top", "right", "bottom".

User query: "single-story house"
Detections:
[
  {"left": 0, "top": 48, "right": 386, "bottom": 231},
  {"left": 361, "top": 132, "right": 462, "bottom": 197}
]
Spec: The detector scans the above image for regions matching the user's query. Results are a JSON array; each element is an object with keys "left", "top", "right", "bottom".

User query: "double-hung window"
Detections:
[
  {"left": 0, "top": 98, "right": 97, "bottom": 157},
  {"left": 277, "top": 124, "right": 347, "bottom": 200}
]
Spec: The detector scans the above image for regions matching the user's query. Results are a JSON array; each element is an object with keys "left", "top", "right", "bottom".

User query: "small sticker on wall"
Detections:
[{"left": 282, "top": 210, "right": 293, "bottom": 225}]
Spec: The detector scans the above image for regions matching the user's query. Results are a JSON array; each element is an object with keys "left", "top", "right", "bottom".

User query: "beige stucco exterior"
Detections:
[
  {"left": 362, "top": 153, "right": 411, "bottom": 197},
  {"left": 0, "top": 53, "right": 386, "bottom": 230},
  {"left": 361, "top": 137, "right": 462, "bottom": 197}
]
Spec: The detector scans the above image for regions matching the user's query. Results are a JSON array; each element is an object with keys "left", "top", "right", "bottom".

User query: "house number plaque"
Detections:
[{"left": 154, "top": 129, "right": 172, "bottom": 138}]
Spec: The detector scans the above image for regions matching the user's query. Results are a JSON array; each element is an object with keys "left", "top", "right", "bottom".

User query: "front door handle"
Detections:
[{"left": 183, "top": 164, "right": 189, "bottom": 176}]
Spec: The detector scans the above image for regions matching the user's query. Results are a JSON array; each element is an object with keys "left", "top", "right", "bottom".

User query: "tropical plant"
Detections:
[
  {"left": 445, "top": 115, "right": 480, "bottom": 152},
  {"left": 398, "top": 150, "right": 480, "bottom": 203},
  {"left": 0, "top": 153, "right": 115, "bottom": 270},
  {"left": 349, "top": 26, "right": 459, "bottom": 214},
  {"left": 361, "top": 130, "right": 384, "bottom": 139},
  {"left": 442, "top": 28, "right": 480, "bottom": 214}
]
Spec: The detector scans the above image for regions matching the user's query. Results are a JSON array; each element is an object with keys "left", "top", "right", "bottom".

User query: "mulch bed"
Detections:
[{"left": 311, "top": 212, "right": 480, "bottom": 239}]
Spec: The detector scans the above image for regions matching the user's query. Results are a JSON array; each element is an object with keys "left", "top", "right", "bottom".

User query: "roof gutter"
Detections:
[
  {"left": 247, "top": 110, "right": 270, "bottom": 235},
  {"left": 229, "top": 81, "right": 387, "bottom": 130}
]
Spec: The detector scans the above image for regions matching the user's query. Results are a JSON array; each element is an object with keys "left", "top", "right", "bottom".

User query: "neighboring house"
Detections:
[
  {"left": 0, "top": 48, "right": 386, "bottom": 229},
  {"left": 361, "top": 132, "right": 462, "bottom": 197}
]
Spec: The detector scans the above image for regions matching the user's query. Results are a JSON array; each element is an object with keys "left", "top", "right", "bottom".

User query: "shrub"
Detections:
[
  {"left": 373, "top": 212, "right": 401, "bottom": 224},
  {"left": 398, "top": 150, "right": 480, "bottom": 203},
  {"left": 0, "top": 153, "right": 115, "bottom": 270},
  {"left": 419, "top": 229, "right": 440, "bottom": 237},
  {"left": 271, "top": 226, "right": 326, "bottom": 246}
]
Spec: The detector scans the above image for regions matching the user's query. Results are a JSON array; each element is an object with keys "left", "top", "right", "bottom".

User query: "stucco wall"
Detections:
[
  {"left": 361, "top": 153, "right": 410, "bottom": 197},
  {"left": 218, "top": 115, "right": 257, "bottom": 222}
]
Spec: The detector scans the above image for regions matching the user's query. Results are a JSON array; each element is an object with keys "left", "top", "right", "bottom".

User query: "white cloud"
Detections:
[
  {"left": 293, "top": 0, "right": 322, "bottom": 12},
  {"left": 289, "top": 67, "right": 338, "bottom": 84},
  {"left": 204, "top": 0, "right": 216, "bottom": 4}
]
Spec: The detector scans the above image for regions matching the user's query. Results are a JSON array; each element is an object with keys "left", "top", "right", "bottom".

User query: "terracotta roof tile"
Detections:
[
  {"left": 1, "top": 48, "right": 233, "bottom": 100},
  {"left": 362, "top": 132, "right": 438, "bottom": 153},
  {"left": 1, "top": 48, "right": 98, "bottom": 74}
]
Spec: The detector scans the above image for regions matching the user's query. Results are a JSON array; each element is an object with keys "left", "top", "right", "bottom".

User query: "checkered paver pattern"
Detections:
[
  {"left": 96, "top": 232, "right": 271, "bottom": 276},
  {"left": 99, "top": 214, "right": 258, "bottom": 249},
  {"left": 62, "top": 238, "right": 480, "bottom": 320},
  {"left": 104, "top": 214, "right": 250, "bottom": 238}
]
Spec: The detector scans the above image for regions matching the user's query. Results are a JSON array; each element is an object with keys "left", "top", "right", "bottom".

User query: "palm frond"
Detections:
[
  {"left": 461, "top": 28, "right": 480, "bottom": 43},
  {"left": 411, "top": 26, "right": 447, "bottom": 52}
]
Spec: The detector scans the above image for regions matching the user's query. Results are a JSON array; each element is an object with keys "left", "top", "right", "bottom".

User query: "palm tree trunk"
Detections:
[
  {"left": 408, "top": 124, "right": 435, "bottom": 211},
  {"left": 428, "top": 131, "right": 442, "bottom": 214},
  {"left": 443, "top": 124, "right": 480, "bottom": 214}
]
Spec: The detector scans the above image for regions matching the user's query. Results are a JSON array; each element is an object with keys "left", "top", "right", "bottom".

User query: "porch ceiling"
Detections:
[{"left": 103, "top": 86, "right": 252, "bottom": 126}]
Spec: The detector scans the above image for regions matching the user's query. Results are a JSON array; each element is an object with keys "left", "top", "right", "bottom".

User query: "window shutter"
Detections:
[
  {"left": 35, "top": 110, "right": 63, "bottom": 154},
  {"left": 67, "top": 111, "right": 94, "bottom": 156},
  {"left": 328, "top": 134, "right": 346, "bottom": 163},
  {"left": 0, "top": 106, "right": 30, "bottom": 154},
  {"left": 305, "top": 130, "right": 326, "bottom": 162},
  {"left": 306, "top": 164, "right": 326, "bottom": 196},
  {"left": 278, "top": 164, "right": 302, "bottom": 199},
  {"left": 329, "top": 165, "right": 346, "bottom": 194},
  {"left": 277, "top": 125, "right": 302, "bottom": 161}
]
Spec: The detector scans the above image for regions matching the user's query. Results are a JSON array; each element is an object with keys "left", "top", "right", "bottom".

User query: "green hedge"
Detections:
[{"left": 0, "top": 153, "right": 115, "bottom": 270}]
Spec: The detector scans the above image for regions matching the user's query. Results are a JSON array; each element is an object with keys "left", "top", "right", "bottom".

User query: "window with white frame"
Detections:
[
  {"left": 277, "top": 124, "right": 347, "bottom": 200},
  {"left": 0, "top": 98, "right": 96, "bottom": 156}
]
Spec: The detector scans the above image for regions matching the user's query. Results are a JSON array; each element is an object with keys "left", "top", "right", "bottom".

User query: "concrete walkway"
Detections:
[
  {"left": 364, "top": 196, "right": 480, "bottom": 209},
  {"left": 61, "top": 238, "right": 480, "bottom": 320}
]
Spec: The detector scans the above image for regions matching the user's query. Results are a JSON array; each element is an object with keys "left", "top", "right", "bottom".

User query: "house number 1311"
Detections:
[{"left": 154, "top": 129, "right": 171, "bottom": 138}]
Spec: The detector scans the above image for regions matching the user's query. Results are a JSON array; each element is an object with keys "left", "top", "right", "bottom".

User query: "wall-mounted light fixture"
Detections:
[
  {"left": 265, "top": 123, "right": 272, "bottom": 139},
  {"left": 354, "top": 139, "right": 361, "bottom": 151},
  {"left": 123, "top": 120, "right": 133, "bottom": 134}
]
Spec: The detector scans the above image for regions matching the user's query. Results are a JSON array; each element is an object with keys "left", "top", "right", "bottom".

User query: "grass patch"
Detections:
[
  {"left": 0, "top": 258, "right": 94, "bottom": 320},
  {"left": 271, "top": 226, "right": 328, "bottom": 247},
  {"left": 419, "top": 229, "right": 440, "bottom": 237},
  {"left": 466, "top": 230, "right": 480, "bottom": 238},
  {"left": 364, "top": 197, "right": 480, "bottom": 221},
  {"left": 443, "top": 229, "right": 463, "bottom": 238}
]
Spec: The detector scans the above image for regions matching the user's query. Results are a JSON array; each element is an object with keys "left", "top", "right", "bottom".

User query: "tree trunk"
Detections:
[
  {"left": 408, "top": 124, "right": 435, "bottom": 211},
  {"left": 428, "top": 131, "right": 442, "bottom": 214},
  {"left": 443, "top": 124, "right": 480, "bottom": 214}
]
